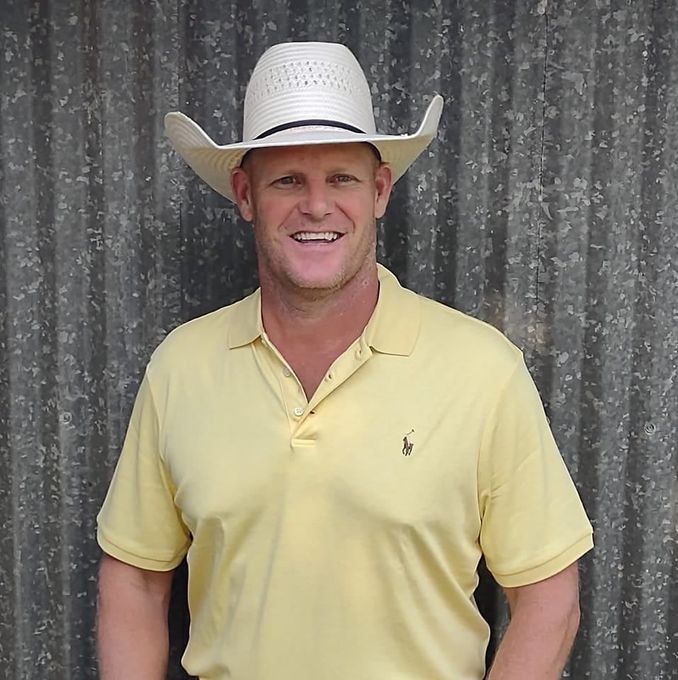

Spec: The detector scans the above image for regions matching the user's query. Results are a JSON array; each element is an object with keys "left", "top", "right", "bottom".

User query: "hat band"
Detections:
[{"left": 254, "top": 119, "right": 365, "bottom": 139}]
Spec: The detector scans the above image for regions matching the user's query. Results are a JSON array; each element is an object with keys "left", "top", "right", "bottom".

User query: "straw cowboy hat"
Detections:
[{"left": 165, "top": 41, "right": 444, "bottom": 203}]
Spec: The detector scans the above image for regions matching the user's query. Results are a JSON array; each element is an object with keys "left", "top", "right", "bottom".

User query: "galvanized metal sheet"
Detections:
[{"left": 1, "top": 1, "right": 676, "bottom": 678}]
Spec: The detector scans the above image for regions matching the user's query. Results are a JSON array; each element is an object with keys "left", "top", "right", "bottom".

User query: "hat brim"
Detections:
[{"left": 164, "top": 95, "right": 443, "bottom": 203}]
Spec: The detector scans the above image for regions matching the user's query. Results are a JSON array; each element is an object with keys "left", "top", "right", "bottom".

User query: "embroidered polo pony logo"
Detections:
[{"left": 402, "top": 429, "right": 415, "bottom": 456}]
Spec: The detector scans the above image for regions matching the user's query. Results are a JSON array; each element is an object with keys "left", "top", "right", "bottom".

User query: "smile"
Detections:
[{"left": 291, "top": 231, "right": 343, "bottom": 243}]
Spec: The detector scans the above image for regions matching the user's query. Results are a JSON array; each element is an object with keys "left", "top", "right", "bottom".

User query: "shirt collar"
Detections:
[
  {"left": 227, "top": 289, "right": 263, "bottom": 348},
  {"left": 226, "top": 264, "right": 421, "bottom": 356},
  {"left": 365, "top": 264, "right": 420, "bottom": 356}
]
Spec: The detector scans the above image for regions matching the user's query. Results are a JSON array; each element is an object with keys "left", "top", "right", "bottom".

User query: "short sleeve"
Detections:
[
  {"left": 97, "top": 370, "right": 191, "bottom": 571},
  {"left": 478, "top": 357, "right": 593, "bottom": 588}
]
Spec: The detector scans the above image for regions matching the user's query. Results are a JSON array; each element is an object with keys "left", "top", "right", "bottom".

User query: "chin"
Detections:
[
  {"left": 289, "top": 271, "right": 345, "bottom": 292},
  {"left": 284, "top": 260, "right": 355, "bottom": 291}
]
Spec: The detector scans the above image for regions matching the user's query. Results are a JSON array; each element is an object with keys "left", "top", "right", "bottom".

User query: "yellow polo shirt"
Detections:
[{"left": 97, "top": 265, "right": 593, "bottom": 680}]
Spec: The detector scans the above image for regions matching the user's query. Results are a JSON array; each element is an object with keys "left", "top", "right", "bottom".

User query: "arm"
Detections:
[
  {"left": 97, "top": 552, "right": 175, "bottom": 680},
  {"left": 487, "top": 562, "right": 581, "bottom": 680}
]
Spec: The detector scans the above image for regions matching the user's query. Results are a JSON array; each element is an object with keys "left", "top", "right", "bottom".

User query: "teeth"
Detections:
[{"left": 292, "top": 231, "right": 340, "bottom": 242}]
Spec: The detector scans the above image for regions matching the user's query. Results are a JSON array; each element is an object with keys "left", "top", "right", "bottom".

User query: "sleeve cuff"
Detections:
[
  {"left": 491, "top": 532, "right": 594, "bottom": 588},
  {"left": 97, "top": 527, "right": 189, "bottom": 572}
]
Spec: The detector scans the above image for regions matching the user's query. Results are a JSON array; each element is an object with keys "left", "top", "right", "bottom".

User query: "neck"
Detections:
[{"left": 260, "top": 264, "right": 379, "bottom": 355}]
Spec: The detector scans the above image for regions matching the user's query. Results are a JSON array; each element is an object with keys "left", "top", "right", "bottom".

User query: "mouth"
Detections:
[{"left": 290, "top": 231, "right": 344, "bottom": 244}]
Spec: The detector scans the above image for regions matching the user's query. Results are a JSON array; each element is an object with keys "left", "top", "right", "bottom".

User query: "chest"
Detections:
[
  {"left": 285, "top": 358, "right": 329, "bottom": 400},
  {"left": 275, "top": 340, "right": 348, "bottom": 399},
  {"left": 160, "top": 348, "right": 487, "bottom": 543}
]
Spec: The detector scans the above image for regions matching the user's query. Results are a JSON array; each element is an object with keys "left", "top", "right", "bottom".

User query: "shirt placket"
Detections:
[{"left": 259, "top": 331, "right": 373, "bottom": 440}]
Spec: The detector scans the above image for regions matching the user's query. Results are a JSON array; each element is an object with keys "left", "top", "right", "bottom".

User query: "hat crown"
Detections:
[{"left": 243, "top": 42, "right": 377, "bottom": 141}]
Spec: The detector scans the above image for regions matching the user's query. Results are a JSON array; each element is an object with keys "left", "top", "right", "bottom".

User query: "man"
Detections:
[{"left": 97, "top": 42, "right": 593, "bottom": 680}]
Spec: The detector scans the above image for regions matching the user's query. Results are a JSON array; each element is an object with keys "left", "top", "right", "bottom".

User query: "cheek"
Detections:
[
  {"left": 346, "top": 196, "right": 377, "bottom": 227},
  {"left": 256, "top": 196, "right": 298, "bottom": 229}
]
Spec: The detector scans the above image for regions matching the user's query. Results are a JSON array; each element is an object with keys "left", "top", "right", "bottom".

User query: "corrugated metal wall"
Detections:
[{"left": 1, "top": 0, "right": 676, "bottom": 678}]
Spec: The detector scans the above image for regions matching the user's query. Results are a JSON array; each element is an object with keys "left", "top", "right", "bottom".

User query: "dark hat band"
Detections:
[{"left": 254, "top": 119, "right": 365, "bottom": 139}]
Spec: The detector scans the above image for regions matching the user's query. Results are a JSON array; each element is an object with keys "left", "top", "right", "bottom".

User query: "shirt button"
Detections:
[
  {"left": 283, "top": 368, "right": 291, "bottom": 377},
  {"left": 293, "top": 406, "right": 304, "bottom": 417}
]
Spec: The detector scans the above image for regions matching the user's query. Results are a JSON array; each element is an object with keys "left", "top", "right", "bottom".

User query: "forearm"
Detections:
[
  {"left": 97, "top": 554, "right": 173, "bottom": 680},
  {"left": 486, "top": 601, "right": 579, "bottom": 679},
  {"left": 487, "top": 563, "right": 581, "bottom": 680}
]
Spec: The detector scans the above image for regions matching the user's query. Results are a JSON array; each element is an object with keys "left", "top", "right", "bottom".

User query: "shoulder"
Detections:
[
  {"left": 148, "top": 292, "right": 257, "bottom": 374},
  {"left": 415, "top": 292, "right": 522, "bottom": 373}
]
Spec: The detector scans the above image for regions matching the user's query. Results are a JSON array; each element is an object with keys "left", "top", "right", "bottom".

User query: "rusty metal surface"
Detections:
[{"left": 1, "top": 1, "right": 676, "bottom": 678}]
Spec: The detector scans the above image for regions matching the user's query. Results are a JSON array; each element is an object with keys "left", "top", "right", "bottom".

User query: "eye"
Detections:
[
  {"left": 273, "top": 175, "right": 300, "bottom": 187},
  {"left": 331, "top": 174, "right": 357, "bottom": 184}
]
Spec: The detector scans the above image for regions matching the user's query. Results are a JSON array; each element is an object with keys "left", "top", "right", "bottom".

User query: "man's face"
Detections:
[{"left": 231, "top": 143, "right": 392, "bottom": 296}]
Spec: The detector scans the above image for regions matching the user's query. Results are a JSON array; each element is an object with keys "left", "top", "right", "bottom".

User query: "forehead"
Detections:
[{"left": 243, "top": 142, "right": 378, "bottom": 173}]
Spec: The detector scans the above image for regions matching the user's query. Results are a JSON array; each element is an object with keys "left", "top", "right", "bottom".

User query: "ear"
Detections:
[
  {"left": 231, "top": 167, "right": 255, "bottom": 222},
  {"left": 374, "top": 163, "right": 393, "bottom": 219}
]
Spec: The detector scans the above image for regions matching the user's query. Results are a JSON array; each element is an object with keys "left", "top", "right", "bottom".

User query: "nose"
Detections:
[{"left": 299, "top": 179, "right": 333, "bottom": 220}]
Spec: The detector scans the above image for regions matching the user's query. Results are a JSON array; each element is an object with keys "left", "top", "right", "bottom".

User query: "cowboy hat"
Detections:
[{"left": 165, "top": 41, "right": 443, "bottom": 203}]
